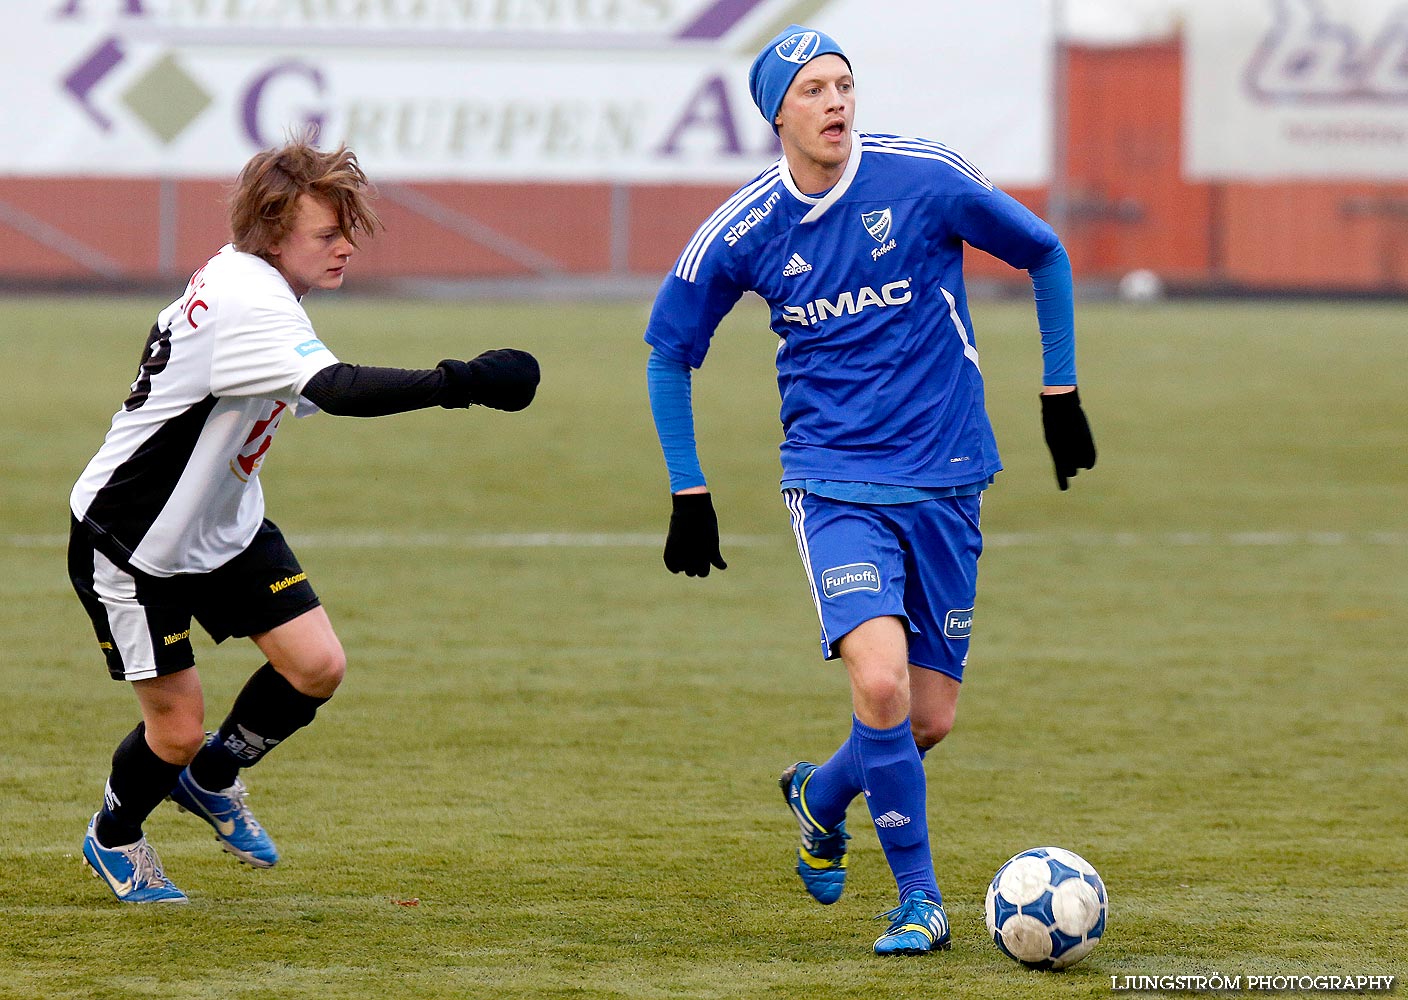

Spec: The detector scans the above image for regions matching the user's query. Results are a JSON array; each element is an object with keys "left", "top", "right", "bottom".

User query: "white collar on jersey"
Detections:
[{"left": 780, "top": 131, "right": 863, "bottom": 225}]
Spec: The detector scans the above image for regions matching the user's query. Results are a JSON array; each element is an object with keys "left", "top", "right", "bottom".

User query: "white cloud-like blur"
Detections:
[{"left": 1058, "top": 0, "right": 1188, "bottom": 41}]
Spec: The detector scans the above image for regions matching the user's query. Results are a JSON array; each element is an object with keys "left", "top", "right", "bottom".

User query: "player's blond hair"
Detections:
[{"left": 229, "top": 134, "right": 381, "bottom": 258}]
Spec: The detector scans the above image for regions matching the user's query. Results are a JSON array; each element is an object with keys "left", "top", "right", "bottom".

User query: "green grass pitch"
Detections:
[{"left": 1, "top": 292, "right": 1404, "bottom": 999}]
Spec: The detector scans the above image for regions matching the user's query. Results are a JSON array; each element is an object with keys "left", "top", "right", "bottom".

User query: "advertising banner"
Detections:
[
  {"left": 2, "top": 1, "right": 1051, "bottom": 184},
  {"left": 1186, "top": 0, "right": 1408, "bottom": 180}
]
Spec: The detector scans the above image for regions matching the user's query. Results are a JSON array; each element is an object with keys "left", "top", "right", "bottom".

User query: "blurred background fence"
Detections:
[{"left": 3, "top": 1, "right": 1406, "bottom": 296}]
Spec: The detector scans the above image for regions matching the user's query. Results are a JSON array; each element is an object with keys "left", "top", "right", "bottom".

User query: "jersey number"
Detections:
[
  {"left": 124, "top": 324, "right": 172, "bottom": 412},
  {"left": 234, "top": 401, "right": 287, "bottom": 477}
]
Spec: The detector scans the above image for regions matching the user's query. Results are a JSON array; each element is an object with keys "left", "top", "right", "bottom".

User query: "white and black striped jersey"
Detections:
[{"left": 70, "top": 245, "right": 338, "bottom": 577}]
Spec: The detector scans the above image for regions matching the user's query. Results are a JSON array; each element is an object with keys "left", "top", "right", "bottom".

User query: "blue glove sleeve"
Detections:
[
  {"left": 1030, "top": 243, "right": 1077, "bottom": 386},
  {"left": 646, "top": 349, "right": 707, "bottom": 493}
]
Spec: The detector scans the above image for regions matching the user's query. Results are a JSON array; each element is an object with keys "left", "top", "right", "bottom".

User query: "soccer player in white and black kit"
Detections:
[
  {"left": 645, "top": 27, "right": 1096, "bottom": 954},
  {"left": 70, "top": 138, "right": 540, "bottom": 903}
]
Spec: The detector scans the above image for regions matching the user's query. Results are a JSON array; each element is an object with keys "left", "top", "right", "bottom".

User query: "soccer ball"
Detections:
[
  {"left": 1117, "top": 268, "right": 1164, "bottom": 303},
  {"left": 984, "top": 846, "right": 1107, "bottom": 970}
]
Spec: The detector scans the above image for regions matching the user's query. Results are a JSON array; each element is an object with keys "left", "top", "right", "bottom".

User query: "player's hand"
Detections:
[
  {"left": 664, "top": 492, "right": 727, "bottom": 577},
  {"left": 1040, "top": 388, "right": 1096, "bottom": 490},
  {"left": 438, "top": 350, "right": 540, "bottom": 411}
]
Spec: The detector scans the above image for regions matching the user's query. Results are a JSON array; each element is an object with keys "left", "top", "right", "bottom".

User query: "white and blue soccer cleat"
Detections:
[
  {"left": 873, "top": 889, "right": 952, "bottom": 956},
  {"left": 779, "top": 761, "right": 850, "bottom": 904},
  {"left": 82, "top": 813, "right": 188, "bottom": 904},
  {"left": 169, "top": 770, "right": 279, "bottom": 868}
]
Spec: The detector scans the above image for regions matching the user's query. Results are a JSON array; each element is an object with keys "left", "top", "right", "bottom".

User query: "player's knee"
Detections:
[
  {"left": 911, "top": 713, "right": 955, "bottom": 751},
  {"left": 145, "top": 719, "right": 207, "bottom": 765},
  {"left": 912, "top": 697, "right": 958, "bottom": 748},
  {"left": 279, "top": 641, "right": 346, "bottom": 699},
  {"left": 851, "top": 670, "right": 909, "bottom": 724},
  {"left": 304, "top": 644, "right": 346, "bottom": 697}
]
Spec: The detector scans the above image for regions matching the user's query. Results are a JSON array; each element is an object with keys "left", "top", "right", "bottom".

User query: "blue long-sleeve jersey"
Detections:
[{"left": 645, "top": 132, "right": 1074, "bottom": 490}]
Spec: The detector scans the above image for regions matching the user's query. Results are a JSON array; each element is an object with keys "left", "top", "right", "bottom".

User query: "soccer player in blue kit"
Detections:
[{"left": 644, "top": 26, "right": 1096, "bottom": 954}]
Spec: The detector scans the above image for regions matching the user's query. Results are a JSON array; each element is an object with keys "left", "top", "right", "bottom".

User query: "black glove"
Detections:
[
  {"left": 663, "top": 492, "right": 727, "bottom": 577},
  {"left": 438, "top": 349, "right": 539, "bottom": 411},
  {"left": 1040, "top": 388, "right": 1097, "bottom": 491}
]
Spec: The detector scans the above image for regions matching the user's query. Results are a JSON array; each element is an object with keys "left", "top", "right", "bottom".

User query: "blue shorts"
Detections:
[{"left": 783, "top": 489, "right": 983, "bottom": 681}]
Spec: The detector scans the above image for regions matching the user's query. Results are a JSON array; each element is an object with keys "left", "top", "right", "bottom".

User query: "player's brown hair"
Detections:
[{"left": 229, "top": 134, "right": 381, "bottom": 259}]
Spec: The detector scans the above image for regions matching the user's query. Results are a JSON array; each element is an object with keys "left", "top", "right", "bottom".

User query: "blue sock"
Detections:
[
  {"left": 852, "top": 716, "right": 939, "bottom": 901},
  {"left": 802, "top": 734, "right": 864, "bottom": 831}
]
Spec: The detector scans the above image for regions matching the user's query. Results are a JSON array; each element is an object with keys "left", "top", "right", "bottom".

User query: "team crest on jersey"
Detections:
[
  {"left": 862, "top": 208, "right": 893, "bottom": 243},
  {"left": 776, "top": 30, "right": 823, "bottom": 64}
]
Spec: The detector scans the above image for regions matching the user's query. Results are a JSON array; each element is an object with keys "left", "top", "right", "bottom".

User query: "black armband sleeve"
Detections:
[{"left": 301, "top": 363, "right": 448, "bottom": 417}]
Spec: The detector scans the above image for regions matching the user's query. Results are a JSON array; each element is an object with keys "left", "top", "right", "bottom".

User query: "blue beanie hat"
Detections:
[{"left": 748, "top": 24, "right": 850, "bottom": 132}]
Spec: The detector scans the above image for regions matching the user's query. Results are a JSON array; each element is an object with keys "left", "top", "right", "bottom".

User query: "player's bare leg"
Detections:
[
  {"left": 83, "top": 671, "right": 206, "bottom": 903},
  {"left": 837, "top": 616, "right": 951, "bottom": 955},
  {"left": 173, "top": 608, "right": 345, "bottom": 867},
  {"left": 132, "top": 669, "right": 209, "bottom": 766},
  {"left": 839, "top": 615, "right": 911, "bottom": 729},
  {"left": 253, "top": 605, "right": 346, "bottom": 698},
  {"left": 780, "top": 615, "right": 908, "bottom": 909},
  {"left": 908, "top": 668, "right": 959, "bottom": 755}
]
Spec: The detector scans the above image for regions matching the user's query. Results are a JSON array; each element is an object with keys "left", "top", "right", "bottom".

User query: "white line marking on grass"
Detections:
[
  {"left": 8, "top": 534, "right": 69, "bottom": 548},
  {"left": 293, "top": 531, "right": 775, "bottom": 549},
  {"left": 7, "top": 531, "right": 1404, "bottom": 550},
  {"left": 983, "top": 530, "right": 1405, "bottom": 548}
]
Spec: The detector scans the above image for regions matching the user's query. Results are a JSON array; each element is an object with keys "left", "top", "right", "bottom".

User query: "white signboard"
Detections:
[
  {"left": 1186, "top": 0, "right": 1408, "bottom": 180},
  {"left": 1, "top": 0, "right": 1051, "bottom": 184}
]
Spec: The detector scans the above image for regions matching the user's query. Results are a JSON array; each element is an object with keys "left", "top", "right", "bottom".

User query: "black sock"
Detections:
[
  {"left": 187, "top": 662, "right": 329, "bottom": 792},
  {"left": 95, "top": 722, "right": 185, "bottom": 848}
]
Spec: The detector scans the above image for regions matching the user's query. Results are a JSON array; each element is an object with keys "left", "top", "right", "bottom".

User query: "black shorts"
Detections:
[{"left": 68, "top": 517, "right": 321, "bottom": 681}]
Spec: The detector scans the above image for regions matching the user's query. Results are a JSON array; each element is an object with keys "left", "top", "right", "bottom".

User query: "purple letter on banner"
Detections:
[
  {"left": 675, "top": 0, "right": 768, "bottom": 39},
  {"left": 657, "top": 75, "right": 743, "bottom": 156},
  {"left": 241, "top": 62, "right": 327, "bottom": 147},
  {"left": 55, "top": 0, "right": 149, "bottom": 14}
]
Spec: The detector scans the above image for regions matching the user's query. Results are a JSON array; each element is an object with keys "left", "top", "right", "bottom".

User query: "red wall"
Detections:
[{"left": 1050, "top": 40, "right": 1408, "bottom": 292}]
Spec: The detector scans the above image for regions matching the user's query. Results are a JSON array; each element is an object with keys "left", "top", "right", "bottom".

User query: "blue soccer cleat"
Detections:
[
  {"left": 82, "top": 813, "right": 188, "bottom": 904},
  {"left": 779, "top": 761, "right": 850, "bottom": 904},
  {"left": 169, "top": 768, "right": 279, "bottom": 868},
  {"left": 873, "top": 889, "right": 952, "bottom": 956}
]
